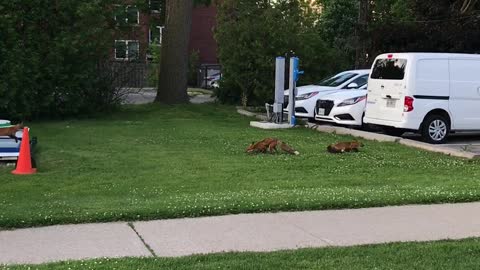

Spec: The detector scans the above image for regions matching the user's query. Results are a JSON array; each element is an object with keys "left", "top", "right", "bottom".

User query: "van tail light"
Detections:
[{"left": 404, "top": 96, "right": 414, "bottom": 112}]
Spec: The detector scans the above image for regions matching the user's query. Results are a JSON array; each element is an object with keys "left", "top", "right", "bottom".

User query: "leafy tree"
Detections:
[
  {"left": 319, "top": 0, "right": 359, "bottom": 65},
  {"left": 215, "top": 0, "right": 348, "bottom": 106},
  {"left": 318, "top": 0, "right": 479, "bottom": 67},
  {"left": 346, "top": 0, "right": 480, "bottom": 66}
]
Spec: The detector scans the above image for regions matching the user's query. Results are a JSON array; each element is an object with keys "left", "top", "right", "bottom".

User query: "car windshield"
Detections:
[{"left": 316, "top": 72, "right": 358, "bottom": 87}]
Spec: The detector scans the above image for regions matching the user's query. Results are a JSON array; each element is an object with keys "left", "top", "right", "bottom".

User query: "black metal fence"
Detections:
[
  {"left": 103, "top": 61, "right": 156, "bottom": 89},
  {"left": 103, "top": 61, "right": 221, "bottom": 89}
]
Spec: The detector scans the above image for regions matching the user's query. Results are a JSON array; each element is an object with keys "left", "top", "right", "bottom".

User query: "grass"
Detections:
[
  {"left": 4, "top": 239, "right": 480, "bottom": 269},
  {"left": 1, "top": 103, "right": 480, "bottom": 229}
]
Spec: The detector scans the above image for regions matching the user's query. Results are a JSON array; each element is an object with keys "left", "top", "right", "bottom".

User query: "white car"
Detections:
[
  {"left": 285, "top": 70, "right": 370, "bottom": 119},
  {"left": 315, "top": 86, "right": 367, "bottom": 126}
]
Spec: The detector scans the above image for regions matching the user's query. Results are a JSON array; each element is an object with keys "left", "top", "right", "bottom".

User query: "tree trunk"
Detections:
[
  {"left": 155, "top": 0, "right": 193, "bottom": 104},
  {"left": 355, "top": 0, "right": 369, "bottom": 69}
]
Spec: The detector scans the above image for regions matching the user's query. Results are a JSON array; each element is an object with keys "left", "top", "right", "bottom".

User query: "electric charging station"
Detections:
[
  {"left": 288, "top": 57, "right": 303, "bottom": 126},
  {"left": 251, "top": 56, "right": 303, "bottom": 130}
]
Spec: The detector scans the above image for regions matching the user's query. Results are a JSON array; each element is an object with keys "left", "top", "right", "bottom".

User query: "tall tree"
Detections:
[
  {"left": 215, "top": 0, "right": 347, "bottom": 106},
  {"left": 155, "top": 0, "right": 194, "bottom": 104}
]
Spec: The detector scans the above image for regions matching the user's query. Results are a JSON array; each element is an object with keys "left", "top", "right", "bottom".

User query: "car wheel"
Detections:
[
  {"left": 384, "top": 127, "right": 405, "bottom": 137},
  {"left": 421, "top": 114, "right": 450, "bottom": 144}
]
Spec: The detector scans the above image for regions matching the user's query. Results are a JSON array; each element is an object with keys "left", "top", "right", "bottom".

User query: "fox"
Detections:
[
  {"left": 327, "top": 141, "right": 364, "bottom": 154},
  {"left": 246, "top": 138, "right": 300, "bottom": 155},
  {"left": 0, "top": 123, "right": 24, "bottom": 143}
]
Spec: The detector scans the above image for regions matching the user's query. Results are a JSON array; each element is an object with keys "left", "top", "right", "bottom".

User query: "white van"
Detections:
[{"left": 364, "top": 53, "right": 480, "bottom": 144}]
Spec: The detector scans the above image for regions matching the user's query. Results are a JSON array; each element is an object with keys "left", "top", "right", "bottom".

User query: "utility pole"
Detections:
[{"left": 355, "top": 0, "right": 369, "bottom": 68}]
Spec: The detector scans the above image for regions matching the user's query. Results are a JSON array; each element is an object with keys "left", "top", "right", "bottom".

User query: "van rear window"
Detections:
[{"left": 371, "top": 58, "right": 407, "bottom": 80}]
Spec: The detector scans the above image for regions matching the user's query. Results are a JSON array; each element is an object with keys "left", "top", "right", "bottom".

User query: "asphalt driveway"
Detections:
[{"left": 404, "top": 132, "right": 480, "bottom": 155}]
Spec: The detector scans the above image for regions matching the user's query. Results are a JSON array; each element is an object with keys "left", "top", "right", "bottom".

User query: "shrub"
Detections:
[
  {"left": 0, "top": 0, "right": 118, "bottom": 119},
  {"left": 148, "top": 44, "right": 162, "bottom": 88}
]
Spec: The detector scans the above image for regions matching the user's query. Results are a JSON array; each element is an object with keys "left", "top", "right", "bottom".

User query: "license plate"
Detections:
[
  {"left": 317, "top": 108, "right": 325, "bottom": 115},
  {"left": 386, "top": 99, "right": 396, "bottom": 108}
]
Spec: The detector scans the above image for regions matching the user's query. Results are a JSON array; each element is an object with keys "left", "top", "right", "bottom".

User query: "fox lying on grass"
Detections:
[
  {"left": 246, "top": 138, "right": 300, "bottom": 155},
  {"left": 327, "top": 141, "right": 364, "bottom": 154},
  {"left": 0, "top": 123, "right": 23, "bottom": 142}
]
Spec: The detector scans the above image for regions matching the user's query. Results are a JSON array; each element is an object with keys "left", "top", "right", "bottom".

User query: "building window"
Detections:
[
  {"left": 149, "top": 0, "right": 163, "bottom": 13},
  {"left": 126, "top": 6, "right": 139, "bottom": 24},
  {"left": 149, "top": 26, "right": 165, "bottom": 45},
  {"left": 115, "top": 40, "right": 140, "bottom": 60},
  {"left": 114, "top": 5, "right": 139, "bottom": 25}
]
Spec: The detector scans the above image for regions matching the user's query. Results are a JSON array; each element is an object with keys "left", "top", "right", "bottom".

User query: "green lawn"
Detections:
[
  {"left": 1, "top": 104, "right": 480, "bottom": 228},
  {"left": 5, "top": 239, "right": 480, "bottom": 269}
]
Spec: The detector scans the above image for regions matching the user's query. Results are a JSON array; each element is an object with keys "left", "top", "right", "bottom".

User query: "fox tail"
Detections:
[{"left": 280, "top": 141, "right": 300, "bottom": 155}]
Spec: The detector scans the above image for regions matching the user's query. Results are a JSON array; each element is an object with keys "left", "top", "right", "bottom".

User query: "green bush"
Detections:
[
  {"left": 147, "top": 44, "right": 162, "bottom": 87},
  {"left": 215, "top": 0, "right": 350, "bottom": 106},
  {"left": 0, "top": 0, "right": 118, "bottom": 119}
]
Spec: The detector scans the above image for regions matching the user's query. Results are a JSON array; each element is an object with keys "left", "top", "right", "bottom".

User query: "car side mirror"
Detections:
[{"left": 346, "top": 82, "right": 359, "bottom": 89}]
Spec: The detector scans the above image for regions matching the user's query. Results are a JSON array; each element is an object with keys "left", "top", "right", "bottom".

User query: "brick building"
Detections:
[
  {"left": 189, "top": 4, "right": 218, "bottom": 65},
  {"left": 112, "top": 1, "right": 218, "bottom": 66}
]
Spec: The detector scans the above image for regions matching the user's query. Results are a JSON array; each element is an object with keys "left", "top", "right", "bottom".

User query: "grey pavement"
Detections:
[
  {"left": 123, "top": 90, "right": 156, "bottom": 105},
  {"left": 123, "top": 89, "right": 215, "bottom": 105},
  {"left": 403, "top": 132, "right": 480, "bottom": 155},
  {"left": 190, "top": 94, "right": 215, "bottom": 104},
  {"left": 2, "top": 203, "right": 480, "bottom": 265},
  {"left": 0, "top": 223, "right": 151, "bottom": 265}
]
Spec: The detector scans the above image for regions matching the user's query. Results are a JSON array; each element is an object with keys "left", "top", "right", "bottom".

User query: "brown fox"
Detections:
[
  {"left": 246, "top": 138, "right": 300, "bottom": 155},
  {"left": 0, "top": 123, "right": 24, "bottom": 142},
  {"left": 327, "top": 141, "right": 364, "bottom": 154}
]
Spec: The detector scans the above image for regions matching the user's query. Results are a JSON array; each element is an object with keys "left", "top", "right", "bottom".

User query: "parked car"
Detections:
[
  {"left": 285, "top": 70, "right": 370, "bottom": 120},
  {"left": 315, "top": 84, "right": 368, "bottom": 127},
  {"left": 206, "top": 73, "right": 221, "bottom": 88},
  {"left": 211, "top": 80, "right": 220, "bottom": 89},
  {"left": 364, "top": 52, "right": 480, "bottom": 144}
]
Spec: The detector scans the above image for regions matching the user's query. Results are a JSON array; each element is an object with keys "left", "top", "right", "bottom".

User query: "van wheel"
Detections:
[
  {"left": 421, "top": 114, "right": 450, "bottom": 144},
  {"left": 384, "top": 127, "right": 405, "bottom": 137}
]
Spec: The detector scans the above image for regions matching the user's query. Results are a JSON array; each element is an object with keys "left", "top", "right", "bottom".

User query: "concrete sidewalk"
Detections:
[{"left": 2, "top": 202, "right": 480, "bottom": 265}]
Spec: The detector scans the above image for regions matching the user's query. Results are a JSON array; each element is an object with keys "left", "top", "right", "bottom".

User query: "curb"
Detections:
[
  {"left": 306, "top": 123, "right": 479, "bottom": 159},
  {"left": 250, "top": 121, "right": 293, "bottom": 130},
  {"left": 237, "top": 109, "right": 267, "bottom": 121},
  {"left": 306, "top": 123, "right": 400, "bottom": 143},
  {"left": 398, "top": 139, "right": 480, "bottom": 159}
]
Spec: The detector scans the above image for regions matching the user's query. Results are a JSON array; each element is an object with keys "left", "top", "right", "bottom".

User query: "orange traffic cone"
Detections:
[{"left": 12, "top": 127, "right": 36, "bottom": 175}]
